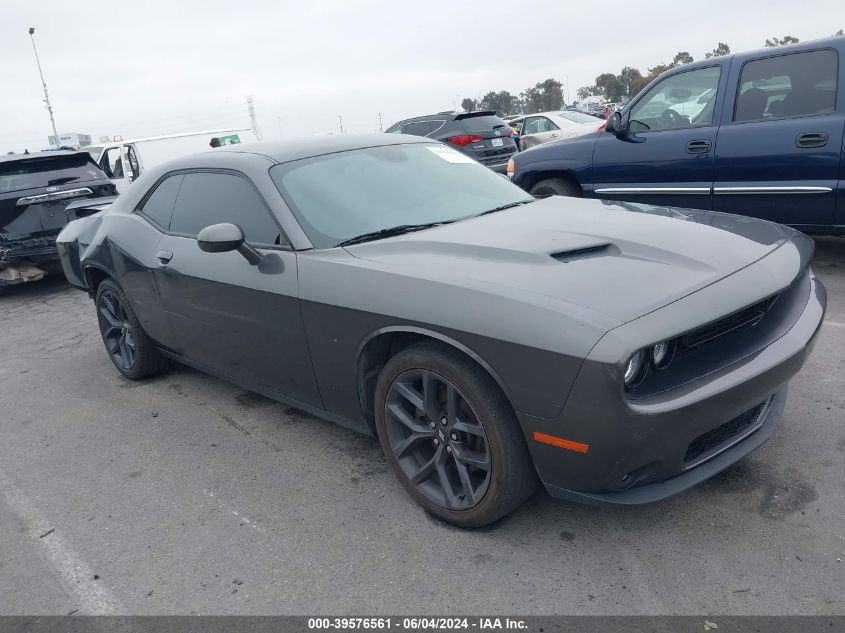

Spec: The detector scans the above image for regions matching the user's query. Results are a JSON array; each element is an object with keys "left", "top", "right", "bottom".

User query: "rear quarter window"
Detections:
[
  {"left": 735, "top": 49, "right": 838, "bottom": 122},
  {"left": 138, "top": 174, "right": 184, "bottom": 230}
]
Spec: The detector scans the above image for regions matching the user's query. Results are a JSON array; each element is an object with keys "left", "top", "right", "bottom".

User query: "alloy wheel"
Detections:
[
  {"left": 384, "top": 369, "right": 491, "bottom": 510},
  {"left": 97, "top": 290, "right": 136, "bottom": 371}
]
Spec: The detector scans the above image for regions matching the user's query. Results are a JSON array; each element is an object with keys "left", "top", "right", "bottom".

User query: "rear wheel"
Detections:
[
  {"left": 529, "top": 177, "right": 582, "bottom": 198},
  {"left": 95, "top": 278, "right": 167, "bottom": 380},
  {"left": 374, "top": 342, "right": 537, "bottom": 528}
]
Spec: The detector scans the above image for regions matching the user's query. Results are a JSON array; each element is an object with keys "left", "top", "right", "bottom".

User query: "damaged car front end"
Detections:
[{"left": 0, "top": 151, "right": 117, "bottom": 287}]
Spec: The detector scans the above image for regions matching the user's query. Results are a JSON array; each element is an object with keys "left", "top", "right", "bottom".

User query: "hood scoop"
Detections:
[{"left": 551, "top": 243, "right": 613, "bottom": 263}]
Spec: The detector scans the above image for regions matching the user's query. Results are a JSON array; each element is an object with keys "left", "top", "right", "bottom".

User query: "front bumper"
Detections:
[{"left": 520, "top": 269, "right": 826, "bottom": 506}]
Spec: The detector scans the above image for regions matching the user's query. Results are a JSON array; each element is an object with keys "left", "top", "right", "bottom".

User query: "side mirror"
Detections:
[
  {"left": 197, "top": 222, "right": 263, "bottom": 265},
  {"left": 606, "top": 111, "right": 625, "bottom": 134}
]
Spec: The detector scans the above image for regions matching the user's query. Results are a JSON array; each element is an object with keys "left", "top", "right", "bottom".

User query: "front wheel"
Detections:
[
  {"left": 95, "top": 278, "right": 167, "bottom": 380},
  {"left": 374, "top": 342, "right": 537, "bottom": 528},
  {"left": 529, "top": 177, "right": 582, "bottom": 198}
]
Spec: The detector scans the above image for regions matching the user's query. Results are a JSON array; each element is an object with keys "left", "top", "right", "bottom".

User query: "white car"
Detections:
[{"left": 509, "top": 111, "right": 604, "bottom": 150}]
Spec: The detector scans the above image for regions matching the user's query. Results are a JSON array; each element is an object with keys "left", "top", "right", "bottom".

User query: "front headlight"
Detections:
[
  {"left": 623, "top": 350, "right": 647, "bottom": 387},
  {"left": 651, "top": 340, "right": 674, "bottom": 370}
]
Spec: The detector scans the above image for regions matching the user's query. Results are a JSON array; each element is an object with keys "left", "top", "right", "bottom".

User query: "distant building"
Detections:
[{"left": 48, "top": 132, "right": 93, "bottom": 148}]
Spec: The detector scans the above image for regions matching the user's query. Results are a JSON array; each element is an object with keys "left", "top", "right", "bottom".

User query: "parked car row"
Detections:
[{"left": 508, "top": 36, "right": 845, "bottom": 234}]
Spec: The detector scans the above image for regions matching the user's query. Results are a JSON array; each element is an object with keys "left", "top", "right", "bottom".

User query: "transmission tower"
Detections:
[{"left": 247, "top": 96, "right": 262, "bottom": 140}]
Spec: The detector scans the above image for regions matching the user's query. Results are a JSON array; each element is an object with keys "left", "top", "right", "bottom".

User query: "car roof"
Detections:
[
  {"left": 0, "top": 150, "right": 86, "bottom": 164},
  {"left": 160, "top": 134, "right": 434, "bottom": 169},
  {"left": 666, "top": 35, "right": 844, "bottom": 75}
]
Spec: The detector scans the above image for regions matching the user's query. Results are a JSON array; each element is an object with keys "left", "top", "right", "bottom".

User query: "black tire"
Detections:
[
  {"left": 95, "top": 278, "right": 167, "bottom": 380},
  {"left": 529, "top": 177, "right": 582, "bottom": 198},
  {"left": 374, "top": 342, "right": 537, "bottom": 528}
]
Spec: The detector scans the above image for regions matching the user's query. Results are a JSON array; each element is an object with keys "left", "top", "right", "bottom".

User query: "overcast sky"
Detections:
[{"left": 1, "top": 0, "right": 843, "bottom": 153}]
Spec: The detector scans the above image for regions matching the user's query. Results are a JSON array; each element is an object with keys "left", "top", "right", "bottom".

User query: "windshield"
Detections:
[
  {"left": 557, "top": 111, "right": 600, "bottom": 124},
  {"left": 270, "top": 143, "right": 532, "bottom": 248}
]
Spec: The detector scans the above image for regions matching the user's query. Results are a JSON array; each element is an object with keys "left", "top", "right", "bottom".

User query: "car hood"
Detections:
[{"left": 344, "top": 197, "right": 796, "bottom": 324}]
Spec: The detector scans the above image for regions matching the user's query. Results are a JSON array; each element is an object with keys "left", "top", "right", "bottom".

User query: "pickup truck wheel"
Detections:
[
  {"left": 529, "top": 178, "right": 582, "bottom": 198},
  {"left": 375, "top": 342, "right": 537, "bottom": 528},
  {"left": 95, "top": 278, "right": 167, "bottom": 380}
]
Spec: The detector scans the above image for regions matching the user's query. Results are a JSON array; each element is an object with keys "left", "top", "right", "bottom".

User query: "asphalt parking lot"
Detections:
[{"left": 1, "top": 238, "right": 843, "bottom": 616}]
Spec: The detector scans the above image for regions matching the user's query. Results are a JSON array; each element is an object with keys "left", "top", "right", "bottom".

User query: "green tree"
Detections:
[
  {"left": 704, "top": 42, "right": 731, "bottom": 58},
  {"left": 519, "top": 86, "right": 544, "bottom": 114},
  {"left": 765, "top": 35, "right": 799, "bottom": 47},
  {"left": 596, "top": 72, "right": 625, "bottom": 102},
  {"left": 647, "top": 62, "right": 672, "bottom": 78},
  {"left": 533, "top": 78, "right": 564, "bottom": 111},
  {"left": 460, "top": 97, "right": 477, "bottom": 112},
  {"left": 577, "top": 85, "right": 601, "bottom": 100},
  {"left": 619, "top": 66, "right": 647, "bottom": 97},
  {"left": 672, "top": 51, "right": 694, "bottom": 66},
  {"left": 479, "top": 91, "right": 500, "bottom": 113},
  {"left": 496, "top": 90, "right": 518, "bottom": 115}
]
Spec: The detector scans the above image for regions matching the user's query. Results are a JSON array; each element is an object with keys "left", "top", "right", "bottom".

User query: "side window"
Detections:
[
  {"left": 629, "top": 66, "right": 722, "bottom": 132},
  {"left": 402, "top": 121, "right": 432, "bottom": 136},
  {"left": 734, "top": 49, "right": 838, "bottom": 122},
  {"left": 524, "top": 116, "right": 556, "bottom": 134},
  {"left": 169, "top": 172, "right": 283, "bottom": 246},
  {"left": 138, "top": 174, "right": 183, "bottom": 230},
  {"left": 385, "top": 124, "right": 404, "bottom": 134}
]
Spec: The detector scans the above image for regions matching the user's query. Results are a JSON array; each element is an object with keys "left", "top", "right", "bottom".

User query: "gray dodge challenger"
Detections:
[{"left": 57, "top": 134, "right": 826, "bottom": 527}]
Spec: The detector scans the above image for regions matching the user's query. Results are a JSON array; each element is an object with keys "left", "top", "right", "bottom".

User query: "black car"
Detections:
[
  {"left": 385, "top": 111, "right": 516, "bottom": 172},
  {"left": 0, "top": 151, "right": 117, "bottom": 287},
  {"left": 57, "top": 135, "right": 824, "bottom": 528}
]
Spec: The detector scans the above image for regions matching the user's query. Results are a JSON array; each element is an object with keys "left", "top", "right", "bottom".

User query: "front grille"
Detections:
[
  {"left": 676, "top": 295, "right": 779, "bottom": 357},
  {"left": 684, "top": 402, "right": 766, "bottom": 464}
]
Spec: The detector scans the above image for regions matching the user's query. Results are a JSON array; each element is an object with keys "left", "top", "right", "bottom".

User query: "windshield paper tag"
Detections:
[{"left": 427, "top": 146, "right": 476, "bottom": 164}]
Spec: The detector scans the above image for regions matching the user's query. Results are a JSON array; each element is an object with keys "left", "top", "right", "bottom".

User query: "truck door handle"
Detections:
[
  {"left": 796, "top": 132, "right": 828, "bottom": 148},
  {"left": 156, "top": 250, "right": 173, "bottom": 264},
  {"left": 686, "top": 139, "right": 712, "bottom": 154}
]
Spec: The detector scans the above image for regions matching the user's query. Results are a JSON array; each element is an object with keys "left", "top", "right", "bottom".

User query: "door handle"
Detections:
[
  {"left": 796, "top": 132, "right": 828, "bottom": 148},
  {"left": 156, "top": 250, "right": 173, "bottom": 264},
  {"left": 686, "top": 139, "right": 712, "bottom": 154}
]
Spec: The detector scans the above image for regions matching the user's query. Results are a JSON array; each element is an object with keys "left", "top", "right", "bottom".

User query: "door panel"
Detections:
[
  {"left": 713, "top": 49, "right": 843, "bottom": 227},
  {"left": 591, "top": 65, "right": 725, "bottom": 210},
  {"left": 153, "top": 237, "right": 322, "bottom": 407}
]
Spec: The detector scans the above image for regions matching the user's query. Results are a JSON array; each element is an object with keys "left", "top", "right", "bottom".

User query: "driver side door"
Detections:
[{"left": 590, "top": 65, "right": 726, "bottom": 210}]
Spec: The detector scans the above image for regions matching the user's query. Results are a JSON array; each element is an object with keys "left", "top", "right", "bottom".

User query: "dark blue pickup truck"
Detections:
[{"left": 508, "top": 36, "right": 845, "bottom": 234}]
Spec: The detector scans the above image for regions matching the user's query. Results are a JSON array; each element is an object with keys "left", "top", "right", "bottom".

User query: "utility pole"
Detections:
[
  {"left": 247, "top": 96, "right": 262, "bottom": 140},
  {"left": 338, "top": 115, "right": 344, "bottom": 134},
  {"left": 28, "top": 28, "right": 59, "bottom": 148},
  {"left": 378, "top": 112, "right": 383, "bottom": 133}
]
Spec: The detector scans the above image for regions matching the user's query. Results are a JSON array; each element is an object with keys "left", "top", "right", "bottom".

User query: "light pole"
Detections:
[{"left": 28, "top": 28, "right": 60, "bottom": 148}]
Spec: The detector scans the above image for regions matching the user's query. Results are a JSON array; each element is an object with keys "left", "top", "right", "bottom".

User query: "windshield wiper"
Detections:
[
  {"left": 477, "top": 200, "right": 532, "bottom": 216},
  {"left": 337, "top": 221, "right": 454, "bottom": 247}
]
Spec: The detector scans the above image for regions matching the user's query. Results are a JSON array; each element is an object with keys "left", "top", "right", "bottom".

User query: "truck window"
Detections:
[
  {"left": 629, "top": 66, "right": 721, "bottom": 132},
  {"left": 734, "top": 49, "right": 838, "bottom": 122}
]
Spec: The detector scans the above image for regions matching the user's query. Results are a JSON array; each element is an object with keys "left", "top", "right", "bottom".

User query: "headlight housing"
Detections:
[
  {"left": 650, "top": 340, "right": 674, "bottom": 370},
  {"left": 623, "top": 350, "right": 647, "bottom": 388},
  {"left": 624, "top": 339, "right": 675, "bottom": 390}
]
